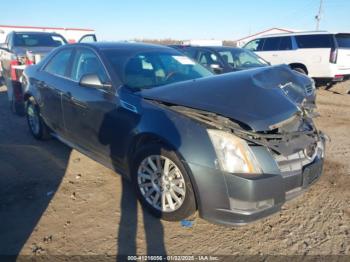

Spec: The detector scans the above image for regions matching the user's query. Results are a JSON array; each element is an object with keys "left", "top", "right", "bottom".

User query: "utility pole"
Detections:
[{"left": 315, "top": 0, "right": 323, "bottom": 31}]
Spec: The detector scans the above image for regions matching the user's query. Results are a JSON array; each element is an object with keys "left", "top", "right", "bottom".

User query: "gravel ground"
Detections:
[{"left": 0, "top": 82, "right": 349, "bottom": 258}]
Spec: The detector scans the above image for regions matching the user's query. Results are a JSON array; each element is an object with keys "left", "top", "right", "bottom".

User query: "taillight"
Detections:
[
  {"left": 330, "top": 48, "right": 338, "bottom": 64},
  {"left": 10, "top": 54, "right": 33, "bottom": 81},
  {"left": 10, "top": 59, "right": 19, "bottom": 81},
  {"left": 334, "top": 74, "right": 344, "bottom": 81}
]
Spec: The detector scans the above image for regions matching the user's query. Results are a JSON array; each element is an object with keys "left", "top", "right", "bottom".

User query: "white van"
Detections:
[{"left": 244, "top": 31, "right": 350, "bottom": 83}]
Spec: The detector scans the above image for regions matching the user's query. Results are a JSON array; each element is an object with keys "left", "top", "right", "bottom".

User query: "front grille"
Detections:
[
  {"left": 274, "top": 150, "right": 313, "bottom": 178},
  {"left": 305, "top": 84, "right": 314, "bottom": 95}
]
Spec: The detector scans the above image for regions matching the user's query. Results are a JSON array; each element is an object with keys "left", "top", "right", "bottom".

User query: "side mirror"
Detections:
[
  {"left": 210, "top": 64, "right": 223, "bottom": 74},
  {"left": 79, "top": 74, "right": 112, "bottom": 89}
]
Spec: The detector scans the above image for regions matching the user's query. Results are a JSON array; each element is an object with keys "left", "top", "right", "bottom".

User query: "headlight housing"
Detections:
[{"left": 207, "top": 129, "right": 262, "bottom": 174}]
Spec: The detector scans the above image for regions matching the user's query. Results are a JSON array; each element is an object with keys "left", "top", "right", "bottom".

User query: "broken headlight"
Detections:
[{"left": 207, "top": 129, "right": 262, "bottom": 174}]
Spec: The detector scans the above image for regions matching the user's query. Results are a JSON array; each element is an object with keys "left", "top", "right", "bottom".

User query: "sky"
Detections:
[{"left": 0, "top": 0, "right": 349, "bottom": 41}]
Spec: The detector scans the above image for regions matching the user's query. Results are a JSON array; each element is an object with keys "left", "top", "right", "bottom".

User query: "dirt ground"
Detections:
[{"left": 0, "top": 81, "right": 349, "bottom": 258}]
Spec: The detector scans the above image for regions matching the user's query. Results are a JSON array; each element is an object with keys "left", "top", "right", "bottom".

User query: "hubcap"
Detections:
[
  {"left": 137, "top": 155, "right": 186, "bottom": 212},
  {"left": 27, "top": 104, "right": 40, "bottom": 135}
]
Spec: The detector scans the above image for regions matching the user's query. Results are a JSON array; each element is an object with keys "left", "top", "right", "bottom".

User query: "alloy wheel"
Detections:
[
  {"left": 137, "top": 155, "right": 186, "bottom": 212},
  {"left": 27, "top": 104, "right": 40, "bottom": 135}
]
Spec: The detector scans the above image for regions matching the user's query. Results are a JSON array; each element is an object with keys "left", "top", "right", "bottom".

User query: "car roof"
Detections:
[
  {"left": 172, "top": 45, "right": 244, "bottom": 51},
  {"left": 12, "top": 31, "right": 63, "bottom": 35},
  {"left": 201, "top": 46, "right": 243, "bottom": 51},
  {"left": 257, "top": 31, "right": 350, "bottom": 39},
  {"left": 78, "top": 42, "right": 176, "bottom": 52}
]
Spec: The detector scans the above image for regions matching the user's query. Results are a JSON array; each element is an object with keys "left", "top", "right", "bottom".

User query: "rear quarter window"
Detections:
[
  {"left": 335, "top": 34, "right": 350, "bottom": 48},
  {"left": 295, "top": 34, "right": 334, "bottom": 49}
]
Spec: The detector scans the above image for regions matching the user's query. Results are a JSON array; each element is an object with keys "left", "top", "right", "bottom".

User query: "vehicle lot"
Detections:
[{"left": 0, "top": 83, "right": 349, "bottom": 256}]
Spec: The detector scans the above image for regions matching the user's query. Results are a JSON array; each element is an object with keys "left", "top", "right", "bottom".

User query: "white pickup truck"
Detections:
[{"left": 0, "top": 30, "right": 96, "bottom": 115}]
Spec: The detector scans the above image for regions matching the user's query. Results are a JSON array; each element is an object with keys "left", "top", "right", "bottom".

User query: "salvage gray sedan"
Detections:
[{"left": 22, "top": 42, "right": 325, "bottom": 225}]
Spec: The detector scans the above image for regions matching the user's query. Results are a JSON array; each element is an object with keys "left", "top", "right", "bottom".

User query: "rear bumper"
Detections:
[
  {"left": 188, "top": 157, "right": 324, "bottom": 226},
  {"left": 330, "top": 65, "right": 350, "bottom": 81},
  {"left": 312, "top": 65, "right": 350, "bottom": 81}
]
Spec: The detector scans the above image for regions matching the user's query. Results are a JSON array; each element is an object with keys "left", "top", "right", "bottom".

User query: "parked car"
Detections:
[
  {"left": 244, "top": 31, "right": 350, "bottom": 85},
  {"left": 171, "top": 45, "right": 269, "bottom": 74},
  {"left": 22, "top": 42, "right": 325, "bottom": 225},
  {"left": 0, "top": 31, "right": 69, "bottom": 115},
  {"left": 0, "top": 24, "right": 97, "bottom": 44}
]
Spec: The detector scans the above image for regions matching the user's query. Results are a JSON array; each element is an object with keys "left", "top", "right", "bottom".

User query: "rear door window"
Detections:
[
  {"left": 262, "top": 37, "right": 281, "bottom": 51},
  {"left": 279, "top": 37, "right": 293, "bottom": 50},
  {"left": 44, "top": 48, "right": 73, "bottom": 77},
  {"left": 295, "top": 34, "right": 334, "bottom": 48},
  {"left": 335, "top": 34, "right": 350, "bottom": 48}
]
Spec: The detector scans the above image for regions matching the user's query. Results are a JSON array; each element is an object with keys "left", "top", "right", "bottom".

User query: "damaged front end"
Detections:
[
  {"left": 167, "top": 103, "right": 324, "bottom": 157},
  {"left": 165, "top": 101, "right": 326, "bottom": 203},
  {"left": 141, "top": 65, "right": 326, "bottom": 224}
]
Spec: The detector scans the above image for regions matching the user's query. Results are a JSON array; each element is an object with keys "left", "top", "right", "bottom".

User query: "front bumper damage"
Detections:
[
  {"left": 187, "top": 144, "right": 325, "bottom": 226},
  {"left": 169, "top": 104, "right": 326, "bottom": 225}
]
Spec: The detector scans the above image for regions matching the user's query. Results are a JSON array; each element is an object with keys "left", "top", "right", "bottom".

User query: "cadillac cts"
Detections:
[{"left": 22, "top": 42, "right": 325, "bottom": 225}]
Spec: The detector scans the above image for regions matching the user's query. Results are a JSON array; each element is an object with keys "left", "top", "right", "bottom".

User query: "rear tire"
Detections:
[
  {"left": 131, "top": 144, "right": 196, "bottom": 221},
  {"left": 26, "top": 97, "right": 51, "bottom": 140}
]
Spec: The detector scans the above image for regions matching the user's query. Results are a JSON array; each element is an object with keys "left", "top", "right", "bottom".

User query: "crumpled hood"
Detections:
[{"left": 141, "top": 65, "right": 314, "bottom": 131}]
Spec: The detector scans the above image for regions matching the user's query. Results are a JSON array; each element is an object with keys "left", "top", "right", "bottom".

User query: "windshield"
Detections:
[
  {"left": 13, "top": 33, "right": 67, "bottom": 47},
  {"left": 218, "top": 49, "right": 268, "bottom": 70},
  {"left": 336, "top": 34, "right": 350, "bottom": 48},
  {"left": 104, "top": 50, "right": 213, "bottom": 89}
]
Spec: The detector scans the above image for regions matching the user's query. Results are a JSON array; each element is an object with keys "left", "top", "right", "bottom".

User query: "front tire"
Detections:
[
  {"left": 132, "top": 144, "right": 196, "bottom": 221},
  {"left": 26, "top": 97, "right": 51, "bottom": 140}
]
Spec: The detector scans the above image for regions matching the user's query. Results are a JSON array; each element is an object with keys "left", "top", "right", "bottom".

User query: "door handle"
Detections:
[
  {"left": 65, "top": 91, "right": 72, "bottom": 98},
  {"left": 71, "top": 97, "right": 88, "bottom": 109},
  {"left": 63, "top": 91, "right": 87, "bottom": 108}
]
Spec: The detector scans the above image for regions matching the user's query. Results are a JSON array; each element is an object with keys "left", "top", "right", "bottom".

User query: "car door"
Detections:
[
  {"left": 258, "top": 37, "right": 282, "bottom": 65},
  {"left": 273, "top": 36, "right": 295, "bottom": 65},
  {"left": 78, "top": 34, "right": 97, "bottom": 43},
  {"left": 61, "top": 47, "right": 117, "bottom": 159},
  {"left": 38, "top": 47, "right": 74, "bottom": 133}
]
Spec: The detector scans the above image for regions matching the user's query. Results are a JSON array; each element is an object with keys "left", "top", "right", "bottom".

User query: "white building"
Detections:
[
  {"left": 235, "top": 28, "right": 296, "bottom": 47},
  {"left": 0, "top": 24, "right": 95, "bottom": 44}
]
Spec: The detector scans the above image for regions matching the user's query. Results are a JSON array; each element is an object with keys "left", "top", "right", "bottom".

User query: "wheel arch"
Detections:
[
  {"left": 127, "top": 132, "right": 200, "bottom": 210},
  {"left": 23, "top": 92, "right": 33, "bottom": 102},
  {"left": 289, "top": 63, "right": 308, "bottom": 75}
]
